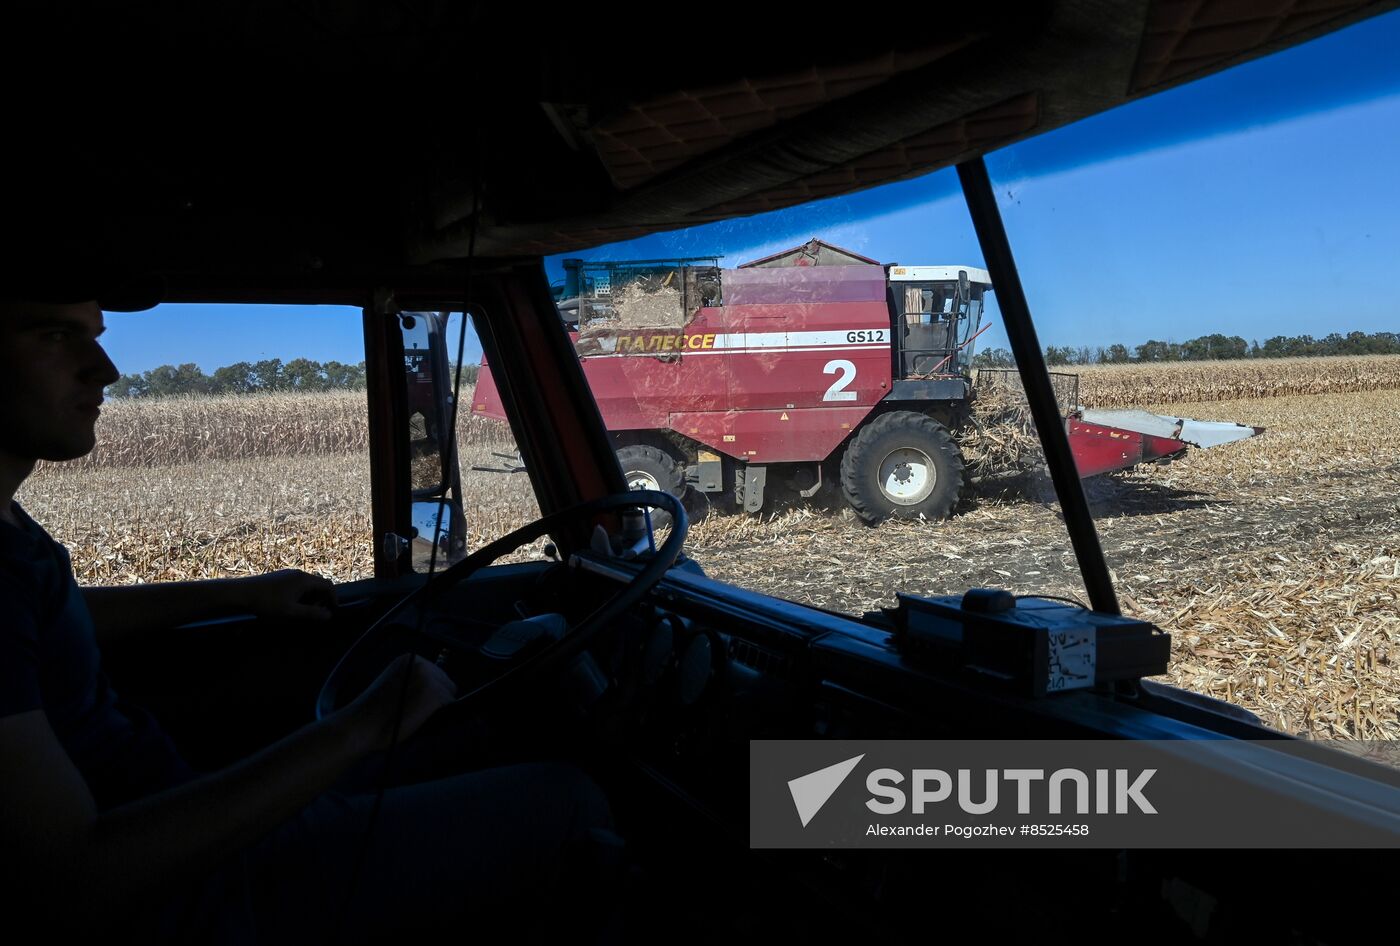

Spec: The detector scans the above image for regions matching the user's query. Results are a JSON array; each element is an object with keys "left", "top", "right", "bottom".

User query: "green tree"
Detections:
[
  {"left": 1340, "top": 331, "right": 1371, "bottom": 355},
  {"left": 212, "top": 361, "right": 257, "bottom": 394},
  {"left": 109, "top": 373, "right": 149, "bottom": 398},
  {"left": 283, "top": 357, "right": 327, "bottom": 391},
  {"left": 1179, "top": 334, "right": 1246, "bottom": 360},
  {"left": 971, "top": 347, "right": 1014, "bottom": 368},
  {"left": 1135, "top": 339, "right": 1179, "bottom": 362},
  {"left": 322, "top": 360, "right": 360, "bottom": 389},
  {"left": 250, "top": 358, "right": 285, "bottom": 391},
  {"left": 143, "top": 363, "right": 213, "bottom": 397}
]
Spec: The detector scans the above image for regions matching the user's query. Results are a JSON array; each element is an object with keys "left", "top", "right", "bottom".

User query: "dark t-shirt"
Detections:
[{"left": 0, "top": 502, "right": 194, "bottom": 810}]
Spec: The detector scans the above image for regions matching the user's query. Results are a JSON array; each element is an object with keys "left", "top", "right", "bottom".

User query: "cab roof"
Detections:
[
  {"left": 8, "top": 1, "right": 1397, "bottom": 297},
  {"left": 889, "top": 267, "right": 993, "bottom": 286}
]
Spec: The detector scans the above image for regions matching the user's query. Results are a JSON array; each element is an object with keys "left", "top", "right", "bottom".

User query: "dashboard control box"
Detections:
[{"left": 891, "top": 591, "right": 1171, "bottom": 697}]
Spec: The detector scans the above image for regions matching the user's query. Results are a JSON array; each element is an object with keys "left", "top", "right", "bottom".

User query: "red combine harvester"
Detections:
[{"left": 472, "top": 239, "right": 1259, "bottom": 521}]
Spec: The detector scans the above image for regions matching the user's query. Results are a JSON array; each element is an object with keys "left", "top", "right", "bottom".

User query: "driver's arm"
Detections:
[
  {"left": 0, "top": 653, "right": 453, "bottom": 932},
  {"left": 83, "top": 569, "right": 335, "bottom": 646}
]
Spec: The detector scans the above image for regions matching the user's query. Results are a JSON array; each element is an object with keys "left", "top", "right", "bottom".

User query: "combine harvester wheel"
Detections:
[
  {"left": 616, "top": 443, "right": 686, "bottom": 529},
  {"left": 840, "top": 411, "right": 965, "bottom": 524}
]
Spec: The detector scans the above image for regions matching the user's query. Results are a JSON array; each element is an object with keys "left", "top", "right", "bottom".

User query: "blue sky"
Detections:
[{"left": 102, "top": 9, "right": 1400, "bottom": 374}]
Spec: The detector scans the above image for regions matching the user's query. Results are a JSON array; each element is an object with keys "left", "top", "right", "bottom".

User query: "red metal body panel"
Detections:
[
  {"left": 1067, "top": 418, "right": 1187, "bottom": 477},
  {"left": 670, "top": 405, "right": 876, "bottom": 463},
  {"left": 719, "top": 300, "right": 892, "bottom": 413},
  {"left": 473, "top": 360, "right": 507, "bottom": 418},
  {"left": 574, "top": 306, "right": 732, "bottom": 429},
  {"left": 473, "top": 264, "right": 897, "bottom": 464}
]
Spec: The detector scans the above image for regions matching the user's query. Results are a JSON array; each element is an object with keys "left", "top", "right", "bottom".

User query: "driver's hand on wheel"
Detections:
[
  {"left": 234, "top": 568, "right": 337, "bottom": 621},
  {"left": 345, "top": 654, "right": 458, "bottom": 753}
]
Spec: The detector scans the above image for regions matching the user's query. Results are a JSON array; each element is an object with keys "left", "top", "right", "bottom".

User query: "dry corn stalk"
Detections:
[
  {"left": 961, "top": 374, "right": 1046, "bottom": 481},
  {"left": 1076, "top": 354, "right": 1400, "bottom": 407},
  {"left": 600, "top": 282, "right": 685, "bottom": 328},
  {"left": 42, "top": 384, "right": 513, "bottom": 472}
]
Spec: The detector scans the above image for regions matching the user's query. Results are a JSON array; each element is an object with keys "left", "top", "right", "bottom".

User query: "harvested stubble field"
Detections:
[{"left": 16, "top": 355, "right": 1400, "bottom": 744}]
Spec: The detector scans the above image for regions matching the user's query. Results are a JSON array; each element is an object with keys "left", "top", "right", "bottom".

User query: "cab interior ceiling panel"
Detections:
[{"left": 7, "top": 0, "right": 1396, "bottom": 277}]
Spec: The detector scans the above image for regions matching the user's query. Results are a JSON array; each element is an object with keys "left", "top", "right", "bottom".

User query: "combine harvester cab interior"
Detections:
[{"left": 11, "top": 2, "right": 1400, "bottom": 942}]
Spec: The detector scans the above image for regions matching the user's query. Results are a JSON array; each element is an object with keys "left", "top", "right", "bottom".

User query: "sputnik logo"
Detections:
[{"left": 787, "top": 754, "right": 865, "bottom": 827}]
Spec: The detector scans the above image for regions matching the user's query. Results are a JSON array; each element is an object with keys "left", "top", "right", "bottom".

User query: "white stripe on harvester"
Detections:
[
  {"left": 712, "top": 330, "right": 885, "bottom": 348},
  {"left": 586, "top": 344, "right": 886, "bottom": 360},
  {"left": 680, "top": 344, "right": 883, "bottom": 357}
]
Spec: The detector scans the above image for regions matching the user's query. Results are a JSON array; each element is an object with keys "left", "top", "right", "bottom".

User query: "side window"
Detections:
[
  {"left": 400, "top": 312, "right": 461, "bottom": 572},
  {"left": 402, "top": 315, "right": 446, "bottom": 493},
  {"left": 18, "top": 303, "right": 376, "bottom": 585},
  {"left": 403, "top": 311, "right": 541, "bottom": 573}
]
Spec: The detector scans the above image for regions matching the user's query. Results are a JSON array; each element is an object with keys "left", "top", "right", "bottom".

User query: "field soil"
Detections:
[{"left": 691, "top": 389, "right": 1400, "bottom": 740}]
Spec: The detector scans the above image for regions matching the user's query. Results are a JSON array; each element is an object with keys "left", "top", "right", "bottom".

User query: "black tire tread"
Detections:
[
  {"left": 839, "top": 411, "right": 964, "bottom": 524},
  {"left": 616, "top": 444, "right": 684, "bottom": 493},
  {"left": 616, "top": 443, "right": 685, "bottom": 529}
]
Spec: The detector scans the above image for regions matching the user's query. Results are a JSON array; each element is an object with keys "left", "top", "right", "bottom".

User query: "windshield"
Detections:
[
  {"left": 960, "top": 292, "right": 983, "bottom": 348},
  {"left": 534, "top": 10, "right": 1400, "bottom": 746},
  {"left": 56, "top": 13, "right": 1398, "bottom": 751},
  {"left": 898, "top": 283, "right": 953, "bottom": 319}
]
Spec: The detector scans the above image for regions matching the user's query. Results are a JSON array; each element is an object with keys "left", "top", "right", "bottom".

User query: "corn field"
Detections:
[
  {"left": 1076, "top": 353, "right": 1400, "bottom": 408},
  {"left": 45, "top": 386, "right": 513, "bottom": 471}
]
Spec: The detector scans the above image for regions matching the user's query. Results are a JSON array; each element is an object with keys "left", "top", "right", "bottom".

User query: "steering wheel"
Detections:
[{"left": 315, "top": 489, "right": 687, "bottom": 721}]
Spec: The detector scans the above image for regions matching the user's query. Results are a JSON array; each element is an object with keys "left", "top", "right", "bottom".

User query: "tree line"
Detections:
[
  {"left": 110, "top": 359, "right": 485, "bottom": 398},
  {"left": 972, "top": 330, "right": 1400, "bottom": 368},
  {"left": 109, "top": 359, "right": 369, "bottom": 398}
]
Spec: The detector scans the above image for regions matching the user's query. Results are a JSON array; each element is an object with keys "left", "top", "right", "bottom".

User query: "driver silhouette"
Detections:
[{"left": 0, "top": 258, "right": 615, "bottom": 943}]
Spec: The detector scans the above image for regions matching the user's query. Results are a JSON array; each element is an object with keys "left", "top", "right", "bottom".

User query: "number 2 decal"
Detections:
[{"left": 823, "top": 359, "right": 857, "bottom": 401}]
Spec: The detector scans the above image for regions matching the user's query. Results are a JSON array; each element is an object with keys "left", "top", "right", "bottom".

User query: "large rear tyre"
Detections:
[
  {"left": 839, "top": 411, "right": 964, "bottom": 524},
  {"left": 616, "top": 444, "right": 685, "bottom": 530}
]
